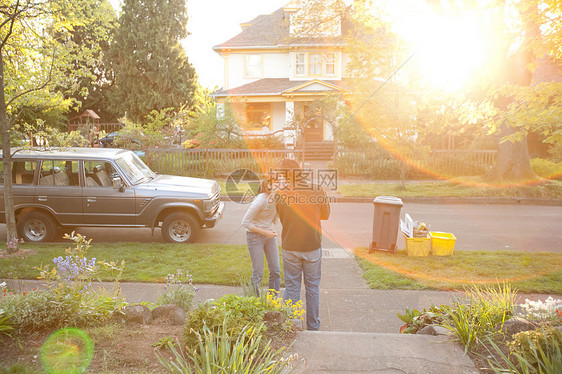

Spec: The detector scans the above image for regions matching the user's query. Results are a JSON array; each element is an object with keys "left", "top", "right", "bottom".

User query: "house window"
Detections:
[
  {"left": 325, "top": 53, "right": 335, "bottom": 75},
  {"left": 244, "top": 54, "right": 262, "bottom": 78},
  {"left": 295, "top": 53, "right": 306, "bottom": 75},
  {"left": 294, "top": 52, "right": 337, "bottom": 77},
  {"left": 309, "top": 53, "right": 322, "bottom": 75},
  {"left": 245, "top": 103, "right": 271, "bottom": 131}
]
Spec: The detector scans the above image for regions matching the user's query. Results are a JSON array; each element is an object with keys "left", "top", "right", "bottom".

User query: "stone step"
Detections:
[{"left": 285, "top": 331, "right": 479, "bottom": 374}]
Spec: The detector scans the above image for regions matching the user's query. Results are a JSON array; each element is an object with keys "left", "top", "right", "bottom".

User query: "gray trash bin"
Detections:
[{"left": 369, "top": 196, "right": 403, "bottom": 254}]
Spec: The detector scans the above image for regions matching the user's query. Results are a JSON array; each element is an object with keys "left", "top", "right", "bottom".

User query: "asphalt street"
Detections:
[{"left": 2, "top": 201, "right": 561, "bottom": 252}]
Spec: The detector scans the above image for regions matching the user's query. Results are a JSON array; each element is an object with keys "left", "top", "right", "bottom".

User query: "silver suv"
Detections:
[{"left": 0, "top": 148, "right": 224, "bottom": 243}]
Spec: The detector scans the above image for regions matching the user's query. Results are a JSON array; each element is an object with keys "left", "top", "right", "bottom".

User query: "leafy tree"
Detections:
[
  {"left": 109, "top": 0, "right": 197, "bottom": 122},
  {"left": 66, "top": 0, "right": 119, "bottom": 122},
  {"left": 1, "top": 0, "right": 101, "bottom": 251},
  {"left": 186, "top": 98, "right": 244, "bottom": 149}
]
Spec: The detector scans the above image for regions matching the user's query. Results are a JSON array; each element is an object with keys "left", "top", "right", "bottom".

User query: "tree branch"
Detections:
[{"left": 6, "top": 47, "right": 57, "bottom": 107}]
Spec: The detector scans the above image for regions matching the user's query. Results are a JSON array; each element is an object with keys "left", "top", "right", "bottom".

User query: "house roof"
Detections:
[
  {"left": 212, "top": 78, "right": 349, "bottom": 97},
  {"left": 213, "top": 7, "right": 349, "bottom": 52},
  {"left": 70, "top": 109, "right": 100, "bottom": 121}
]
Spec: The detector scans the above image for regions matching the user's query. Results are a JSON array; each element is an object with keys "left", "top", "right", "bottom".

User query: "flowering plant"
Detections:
[
  {"left": 519, "top": 296, "right": 562, "bottom": 321},
  {"left": 6, "top": 238, "right": 24, "bottom": 254},
  {"left": 157, "top": 269, "right": 197, "bottom": 311}
]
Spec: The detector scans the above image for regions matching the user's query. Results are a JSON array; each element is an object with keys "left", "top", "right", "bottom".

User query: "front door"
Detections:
[
  {"left": 82, "top": 160, "right": 136, "bottom": 225},
  {"left": 303, "top": 117, "right": 324, "bottom": 143}
]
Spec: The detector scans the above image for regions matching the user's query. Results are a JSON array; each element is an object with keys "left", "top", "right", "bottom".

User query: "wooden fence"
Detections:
[
  {"left": 143, "top": 148, "right": 497, "bottom": 178},
  {"left": 144, "top": 148, "right": 304, "bottom": 177}
]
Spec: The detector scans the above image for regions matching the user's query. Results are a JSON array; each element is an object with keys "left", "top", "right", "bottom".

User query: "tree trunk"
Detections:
[
  {"left": 0, "top": 52, "right": 18, "bottom": 252},
  {"left": 487, "top": 127, "right": 536, "bottom": 183}
]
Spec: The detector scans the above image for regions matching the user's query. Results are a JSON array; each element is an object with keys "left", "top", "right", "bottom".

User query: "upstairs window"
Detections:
[
  {"left": 308, "top": 53, "right": 322, "bottom": 75},
  {"left": 294, "top": 52, "right": 337, "bottom": 77},
  {"left": 296, "top": 53, "right": 306, "bottom": 75},
  {"left": 244, "top": 54, "right": 262, "bottom": 78},
  {"left": 325, "top": 53, "right": 335, "bottom": 75}
]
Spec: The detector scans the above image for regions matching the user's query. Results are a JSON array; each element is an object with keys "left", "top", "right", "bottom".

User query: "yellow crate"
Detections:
[
  {"left": 430, "top": 232, "right": 456, "bottom": 256},
  {"left": 405, "top": 237, "right": 430, "bottom": 257}
]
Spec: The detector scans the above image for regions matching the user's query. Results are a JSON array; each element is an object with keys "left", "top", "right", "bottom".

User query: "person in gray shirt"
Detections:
[{"left": 241, "top": 179, "right": 281, "bottom": 294}]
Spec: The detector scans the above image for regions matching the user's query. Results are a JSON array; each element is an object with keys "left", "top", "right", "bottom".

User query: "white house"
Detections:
[{"left": 212, "top": 1, "right": 353, "bottom": 149}]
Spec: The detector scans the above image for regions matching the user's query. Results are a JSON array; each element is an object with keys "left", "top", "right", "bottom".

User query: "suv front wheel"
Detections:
[
  {"left": 17, "top": 211, "right": 57, "bottom": 243},
  {"left": 161, "top": 212, "right": 200, "bottom": 243}
]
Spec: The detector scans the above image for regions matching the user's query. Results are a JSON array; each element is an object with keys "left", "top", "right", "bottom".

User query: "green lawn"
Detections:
[
  {"left": 0, "top": 243, "right": 261, "bottom": 285},
  {"left": 2, "top": 243, "right": 561, "bottom": 294},
  {"left": 355, "top": 247, "right": 562, "bottom": 294},
  {"left": 338, "top": 180, "right": 562, "bottom": 199}
]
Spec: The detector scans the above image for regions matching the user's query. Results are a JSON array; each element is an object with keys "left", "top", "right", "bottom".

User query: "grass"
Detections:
[
  {"left": 2, "top": 243, "right": 561, "bottom": 293},
  {"left": 0, "top": 243, "right": 263, "bottom": 285},
  {"left": 355, "top": 247, "right": 562, "bottom": 294},
  {"left": 338, "top": 179, "right": 562, "bottom": 199}
]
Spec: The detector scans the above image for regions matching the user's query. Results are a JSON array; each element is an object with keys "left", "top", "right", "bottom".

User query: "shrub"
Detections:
[
  {"left": 487, "top": 328, "right": 562, "bottom": 374},
  {"left": 530, "top": 158, "right": 562, "bottom": 179},
  {"left": 157, "top": 270, "right": 197, "bottom": 311},
  {"left": 183, "top": 293, "right": 303, "bottom": 348},
  {"left": 509, "top": 328, "right": 562, "bottom": 370},
  {"left": 159, "top": 318, "right": 290, "bottom": 373},
  {"left": 1, "top": 233, "right": 127, "bottom": 333}
]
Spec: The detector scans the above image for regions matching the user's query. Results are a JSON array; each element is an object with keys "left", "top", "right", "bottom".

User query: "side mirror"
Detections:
[{"left": 112, "top": 177, "right": 125, "bottom": 192}]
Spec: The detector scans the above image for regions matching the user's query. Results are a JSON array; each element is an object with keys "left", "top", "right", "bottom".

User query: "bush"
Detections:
[
  {"left": 530, "top": 158, "right": 562, "bottom": 179},
  {"left": 1, "top": 233, "right": 127, "bottom": 333},
  {"left": 183, "top": 293, "right": 303, "bottom": 348},
  {"left": 509, "top": 328, "right": 562, "bottom": 370}
]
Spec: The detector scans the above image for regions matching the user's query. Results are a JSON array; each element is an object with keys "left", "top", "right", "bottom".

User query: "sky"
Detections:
[{"left": 109, "top": 0, "right": 288, "bottom": 89}]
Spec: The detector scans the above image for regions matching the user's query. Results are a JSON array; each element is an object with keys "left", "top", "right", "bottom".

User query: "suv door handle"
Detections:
[
  {"left": 87, "top": 197, "right": 97, "bottom": 202},
  {"left": 37, "top": 196, "right": 48, "bottom": 202}
]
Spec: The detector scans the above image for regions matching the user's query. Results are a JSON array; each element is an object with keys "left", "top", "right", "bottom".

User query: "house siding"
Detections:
[{"left": 226, "top": 53, "right": 289, "bottom": 90}]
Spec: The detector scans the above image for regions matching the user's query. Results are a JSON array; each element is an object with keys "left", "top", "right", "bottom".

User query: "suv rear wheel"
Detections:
[
  {"left": 17, "top": 211, "right": 57, "bottom": 243},
  {"left": 161, "top": 212, "right": 200, "bottom": 243}
]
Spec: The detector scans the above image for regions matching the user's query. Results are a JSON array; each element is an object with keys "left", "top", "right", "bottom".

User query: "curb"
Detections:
[{"left": 221, "top": 195, "right": 562, "bottom": 206}]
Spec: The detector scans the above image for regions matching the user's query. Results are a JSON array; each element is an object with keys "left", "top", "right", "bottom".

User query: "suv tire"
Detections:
[
  {"left": 161, "top": 212, "right": 200, "bottom": 243},
  {"left": 17, "top": 211, "right": 57, "bottom": 243}
]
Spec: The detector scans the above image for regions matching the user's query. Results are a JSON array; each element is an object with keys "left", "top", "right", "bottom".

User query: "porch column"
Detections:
[
  {"left": 216, "top": 102, "right": 225, "bottom": 120},
  {"left": 284, "top": 101, "right": 296, "bottom": 148}
]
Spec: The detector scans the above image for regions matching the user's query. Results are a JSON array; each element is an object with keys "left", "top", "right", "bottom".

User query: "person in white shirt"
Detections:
[{"left": 241, "top": 179, "right": 281, "bottom": 294}]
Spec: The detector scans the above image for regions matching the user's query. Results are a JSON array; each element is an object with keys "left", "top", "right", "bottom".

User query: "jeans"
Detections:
[
  {"left": 282, "top": 248, "right": 322, "bottom": 331},
  {"left": 246, "top": 231, "right": 281, "bottom": 293}
]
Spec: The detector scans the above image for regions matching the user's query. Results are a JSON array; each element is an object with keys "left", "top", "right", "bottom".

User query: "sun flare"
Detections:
[{"left": 389, "top": 5, "right": 493, "bottom": 91}]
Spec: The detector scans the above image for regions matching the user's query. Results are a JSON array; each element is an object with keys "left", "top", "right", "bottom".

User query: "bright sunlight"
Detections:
[{"left": 386, "top": 2, "right": 496, "bottom": 91}]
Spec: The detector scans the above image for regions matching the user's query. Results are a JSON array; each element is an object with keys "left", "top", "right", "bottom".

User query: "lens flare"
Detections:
[{"left": 40, "top": 327, "right": 94, "bottom": 374}]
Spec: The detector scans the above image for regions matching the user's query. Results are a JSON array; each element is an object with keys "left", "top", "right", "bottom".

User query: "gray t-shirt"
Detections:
[{"left": 242, "top": 193, "right": 277, "bottom": 232}]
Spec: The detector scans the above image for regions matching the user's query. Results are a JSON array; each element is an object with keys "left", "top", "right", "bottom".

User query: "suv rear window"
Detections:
[{"left": 0, "top": 161, "right": 38, "bottom": 185}]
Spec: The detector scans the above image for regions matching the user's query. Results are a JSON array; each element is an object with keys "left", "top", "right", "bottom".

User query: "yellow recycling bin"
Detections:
[
  {"left": 429, "top": 232, "right": 456, "bottom": 256},
  {"left": 405, "top": 236, "right": 430, "bottom": 257}
]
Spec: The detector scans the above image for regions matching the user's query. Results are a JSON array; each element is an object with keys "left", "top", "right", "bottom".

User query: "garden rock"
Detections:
[
  {"left": 501, "top": 317, "right": 535, "bottom": 336},
  {"left": 264, "top": 311, "right": 285, "bottom": 327},
  {"left": 152, "top": 305, "right": 188, "bottom": 325},
  {"left": 417, "top": 325, "right": 437, "bottom": 335},
  {"left": 123, "top": 304, "right": 152, "bottom": 324},
  {"left": 291, "top": 319, "right": 304, "bottom": 331}
]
